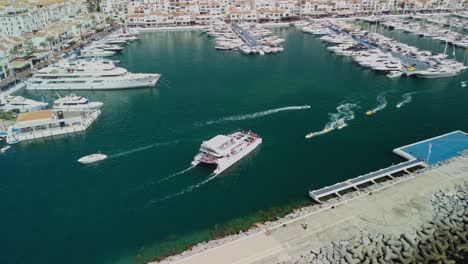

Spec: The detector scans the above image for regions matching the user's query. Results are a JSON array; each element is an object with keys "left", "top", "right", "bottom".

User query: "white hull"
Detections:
[
  {"left": 192, "top": 137, "right": 261, "bottom": 175},
  {"left": 214, "top": 138, "right": 261, "bottom": 174},
  {"left": 6, "top": 110, "right": 101, "bottom": 144},
  {"left": 415, "top": 72, "right": 457, "bottom": 78},
  {"left": 26, "top": 75, "right": 159, "bottom": 90}
]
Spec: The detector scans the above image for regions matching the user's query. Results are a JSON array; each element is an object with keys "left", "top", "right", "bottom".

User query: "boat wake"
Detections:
[
  {"left": 108, "top": 140, "right": 179, "bottom": 159},
  {"left": 145, "top": 173, "right": 217, "bottom": 207},
  {"left": 201, "top": 105, "right": 311, "bottom": 126},
  {"left": 396, "top": 93, "right": 413, "bottom": 108},
  {"left": 305, "top": 103, "right": 358, "bottom": 139},
  {"left": 366, "top": 94, "right": 387, "bottom": 115},
  {"left": 156, "top": 166, "right": 194, "bottom": 183}
]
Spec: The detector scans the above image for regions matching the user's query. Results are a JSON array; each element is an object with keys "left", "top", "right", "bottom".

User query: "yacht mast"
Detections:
[{"left": 443, "top": 23, "right": 452, "bottom": 57}]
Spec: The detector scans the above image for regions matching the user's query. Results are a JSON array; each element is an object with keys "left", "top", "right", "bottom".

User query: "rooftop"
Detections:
[{"left": 16, "top": 109, "right": 53, "bottom": 123}]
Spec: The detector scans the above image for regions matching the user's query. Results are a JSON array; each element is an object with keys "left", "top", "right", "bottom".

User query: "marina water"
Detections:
[{"left": 1, "top": 26, "right": 468, "bottom": 264}]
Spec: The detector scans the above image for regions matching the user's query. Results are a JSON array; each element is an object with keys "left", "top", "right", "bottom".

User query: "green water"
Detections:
[{"left": 2, "top": 27, "right": 468, "bottom": 264}]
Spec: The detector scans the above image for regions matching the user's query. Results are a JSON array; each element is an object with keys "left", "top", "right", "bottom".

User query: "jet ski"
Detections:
[{"left": 1, "top": 145, "right": 11, "bottom": 153}]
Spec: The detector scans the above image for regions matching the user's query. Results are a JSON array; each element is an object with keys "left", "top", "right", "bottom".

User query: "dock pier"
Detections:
[
  {"left": 309, "top": 131, "right": 468, "bottom": 203},
  {"left": 309, "top": 159, "right": 425, "bottom": 203},
  {"left": 231, "top": 24, "right": 258, "bottom": 47}
]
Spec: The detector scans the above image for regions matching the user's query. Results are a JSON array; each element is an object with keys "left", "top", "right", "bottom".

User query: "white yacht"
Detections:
[
  {"left": 387, "top": 71, "right": 403, "bottom": 78},
  {"left": 0, "top": 95, "right": 48, "bottom": 113},
  {"left": 78, "top": 153, "right": 107, "bottom": 164},
  {"left": 103, "top": 38, "right": 127, "bottom": 45},
  {"left": 240, "top": 46, "right": 252, "bottom": 54},
  {"left": 26, "top": 59, "right": 160, "bottom": 90},
  {"left": 53, "top": 94, "right": 103, "bottom": 111},
  {"left": 415, "top": 67, "right": 457, "bottom": 78},
  {"left": 191, "top": 130, "right": 262, "bottom": 175},
  {"left": 80, "top": 48, "right": 116, "bottom": 58},
  {"left": 91, "top": 43, "right": 124, "bottom": 52}
]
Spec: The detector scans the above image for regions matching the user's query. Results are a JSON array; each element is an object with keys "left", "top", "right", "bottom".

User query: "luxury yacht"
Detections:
[
  {"left": 0, "top": 95, "right": 48, "bottom": 113},
  {"left": 26, "top": 59, "right": 160, "bottom": 90},
  {"left": 191, "top": 130, "right": 262, "bottom": 175},
  {"left": 80, "top": 48, "right": 115, "bottom": 58},
  {"left": 415, "top": 67, "right": 457, "bottom": 78},
  {"left": 53, "top": 94, "right": 103, "bottom": 111}
]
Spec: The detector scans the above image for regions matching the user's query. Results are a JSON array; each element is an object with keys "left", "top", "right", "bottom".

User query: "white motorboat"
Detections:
[
  {"left": 0, "top": 95, "right": 48, "bottom": 113},
  {"left": 1, "top": 145, "right": 10, "bottom": 153},
  {"left": 92, "top": 43, "right": 124, "bottom": 52},
  {"left": 387, "top": 71, "right": 403, "bottom": 78},
  {"left": 53, "top": 94, "right": 103, "bottom": 111},
  {"left": 240, "top": 46, "right": 252, "bottom": 54},
  {"left": 78, "top": 153, "right": 107, "bottom": 164},
  {"left": 26, "top": 59, "right": 160, "bottom": 90},
  {"left": 191, "top": 130, "right": 262, "bottom": 175},
  {"left": 80, "top": 48, "right": 115, "bottom": 58},
  {"left": 103, "top": 38, "right": 127, "bottom": 45}
]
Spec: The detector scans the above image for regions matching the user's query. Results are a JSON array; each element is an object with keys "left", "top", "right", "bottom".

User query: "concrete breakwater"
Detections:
[{"left": 294, "top": 182, "right": 468, "bottom": 264}]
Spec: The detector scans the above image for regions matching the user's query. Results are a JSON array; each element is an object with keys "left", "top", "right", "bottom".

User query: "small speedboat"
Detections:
[
  {"left": 387, "top": 71, "right": 402, "bottom": 78},
  {"left": 78, "top": 153, "right": 107, "bottom": 164},
  {"left": 1, "top": 145, "right": 11, "bottom": 153},
  {"left": 462, "top": 81, "right": 467, "bottom": 87},
  {"left": 366, "top": 110, "right": 374, "bottom": 116},
  {"left": 305, "top": 133, "right": 313, "bottom": 139}
]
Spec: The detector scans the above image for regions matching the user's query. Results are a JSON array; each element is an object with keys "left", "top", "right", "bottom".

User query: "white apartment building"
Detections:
[{"left": 0, "top": 0, "right": 86, "bottom": 37}]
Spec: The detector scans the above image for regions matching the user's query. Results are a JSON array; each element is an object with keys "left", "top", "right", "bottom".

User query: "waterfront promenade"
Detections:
[{"left": 156, "top": 154, "right": 468, "bottom": 264}]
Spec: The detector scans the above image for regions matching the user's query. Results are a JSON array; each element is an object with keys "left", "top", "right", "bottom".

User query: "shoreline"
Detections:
[{"left": 151, "top": 153, "right": 468, "bottom": 263}]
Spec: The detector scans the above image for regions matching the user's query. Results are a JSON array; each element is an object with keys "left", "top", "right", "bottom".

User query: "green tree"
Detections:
[
  {"left": 45, "top": 36, "right": 55, "bottom": 50},
  {"left": 9, "top": 46, "right": 19, "bottom": 59},
  {"left": 23, "top": 40, "right": 34, "bottom": 57}
]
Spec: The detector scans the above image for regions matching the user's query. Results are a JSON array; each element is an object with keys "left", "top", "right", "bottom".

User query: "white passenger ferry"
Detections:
[
  {"left": 191, "top": 130, "right": 262, "bottom": 175},
  {"left": 26, "top": 59, "right": 160, "bottom": 90}
]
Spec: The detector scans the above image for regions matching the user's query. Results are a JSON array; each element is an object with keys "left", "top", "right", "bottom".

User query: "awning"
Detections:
[{"left": 16, "top": 110, "right": 53, "bottom": 123}]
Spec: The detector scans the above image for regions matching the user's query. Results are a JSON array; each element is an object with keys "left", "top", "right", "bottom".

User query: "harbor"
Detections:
[
  {"left": 1, "top": 13, "right": 468, "bottom": 264},
  {"left": 302, "top": 19, "right": 467, "bottom": 78}
]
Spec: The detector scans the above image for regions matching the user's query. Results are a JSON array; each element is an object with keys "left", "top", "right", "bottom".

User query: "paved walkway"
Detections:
[{"left": 165, "top": 155, "right": 468, "bottom": 264}]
